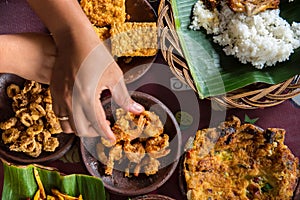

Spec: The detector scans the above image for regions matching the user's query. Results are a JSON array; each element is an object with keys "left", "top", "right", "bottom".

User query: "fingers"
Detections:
[
  {"left": 110, "top": 78, "right": 144, "bottom": 115},
  {"left": 73, "top": 99, "right": 116, "bottom": 142}
]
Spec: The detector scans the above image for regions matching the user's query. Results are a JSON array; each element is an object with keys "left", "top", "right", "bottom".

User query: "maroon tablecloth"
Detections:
[{"left": 0, "top": 0, "right": 299, "bottom": 199}]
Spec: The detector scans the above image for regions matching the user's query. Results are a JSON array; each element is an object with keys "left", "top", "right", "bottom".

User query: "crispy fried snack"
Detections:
[
  {"left": 201, "top": 0, "right": 279, "bottom": 15},
  {"left": 93, "top": 26, "right": 110, "bottom": 41},
  {"left": 97, "top": 108, "right": 170, "bottom": 177},
  {"left": 184, "top": 116, "right": 299, "bottom": 200},
  {"left": 110, "top": 22, "right": 158, "bottom": 57},
  {"left": 0, "top": 81, "right": 62, "bottom": 158},
  {"left": 228, "top": 0, "right": 279, "bottom": 15},
  {"left": 80, "top": 0, "right": 126, "bottom": 27}
]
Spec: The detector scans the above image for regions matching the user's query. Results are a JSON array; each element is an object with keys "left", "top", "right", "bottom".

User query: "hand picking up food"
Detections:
[
  {"left": 190, "top": 0, "right": 300, "bottom": 69},
  {"left": 96, "top": 108, "right": 171, "bottom": 177}
]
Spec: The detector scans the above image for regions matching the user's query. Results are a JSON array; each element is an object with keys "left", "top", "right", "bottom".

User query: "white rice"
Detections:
[{"left": 190, "top": 1, "right": 300, "bottom": 69}]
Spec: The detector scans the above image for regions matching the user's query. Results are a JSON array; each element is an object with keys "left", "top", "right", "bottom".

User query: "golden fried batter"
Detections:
[
  {"left": 110, "top": 22, "right": 158, "bottom": 57},
  {"left": 93, "top": 26, "right": 111, "bottom": 41},
  {"left": 228, "top": 0, "right": 279, "bottom": 15},
  {"left": 0, "top": 81, "right": 62, "bottom": 158},
  {"left": 97, "top": 108, "right": 170, "bottom": 177},
  {"left": 184, "top": 116, "right": 299, "bottom": 200},
  {"left": 80, "top": 0, "right": 126, "bottom": 27}
]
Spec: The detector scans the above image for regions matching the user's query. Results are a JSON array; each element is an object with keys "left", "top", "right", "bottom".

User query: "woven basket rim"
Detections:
[{"left": 157, "top": 0, "right": 300, "bottom": 109}]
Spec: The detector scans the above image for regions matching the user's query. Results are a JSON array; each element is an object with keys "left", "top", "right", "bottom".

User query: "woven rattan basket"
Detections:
[{"left": 157, "top": 0, "right": 300, "bottom": 109}]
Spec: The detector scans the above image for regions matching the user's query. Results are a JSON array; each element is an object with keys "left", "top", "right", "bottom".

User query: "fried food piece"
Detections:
[
  {"left": 98, "top": 108, "right": 170, "bottom": 177},
  {"left": 105, "top": 144, "right": 123, "bottom": 175},
  {"left": 6, "top": 84, "right": 20, "bottom": 98},
  {"left": 184, "top": 116, "right": 299, "bottom": 200},
  {"left": 228, "top": 0, "right": 279, "bottom": 15},
  {"left": 0, "top": 117, "right": 17, "bottom": 130},
  {"left": 143, "top": 156, "right": 160, "bottom": 176},
  {"left": 145, "top": 134, "right": 170, "bottom": 159},
  {"left": 93, "top": 26, "right": 110, "bottom": 41},
  {"left": 43, "top": 137, "right": 59, "bottom": 152},
  {"left": 201, "top": 0, "right": 279, "bottom": 15},
  {"left": 1, "top": 81, "right": 62, "bottom": 158},
  {"left": 123, "top": 140, "right": 145, "bottom": 163},
  {"left": 114, "top": 108, "right": 147, "bottom": 140},
  {"left": 80, "top": 0, "right": 126, "bottom": 27},
  {"left": 143, "top": 111, "right": 164, "bottom": 138},
  {"left": 110, "top": 22, "right": 158, "bottom": 57},
  {"left": 2, "top": 128, "right": 20, "bottom": 144}
]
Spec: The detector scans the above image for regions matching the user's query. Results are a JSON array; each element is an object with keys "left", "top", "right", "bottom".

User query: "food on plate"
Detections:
[
  {"left": 190, "top": 0, "right": 300, "bottom": 69},
  {"left": 93, "top": 26, "right": 110, "bottom": 41},
  {"left": 184, "top": 116, "right": 299, "bottom": 200},
  {"left": 203, "top": 0, "right": 280, "bottom": 15},
  {"left": 80, "top": 0, "right": 126, "bottom": 27},
  {"left": 80, "top": 0, "right": 158, "bottom": 58},
  {"left": 227, "top": 0, "right": 279, "bottom": 15},
  {"left": 32, "top": 168, "right": 83, "bottom": 200},
  {"left": 96, "top": 108, "right": 170, "bottom": 177},
  {"left": 110, "top": 22, "right": 158, "bottom": 57},
  {"left": 0, "top": 81, "right": 62, "bottom": 157}
]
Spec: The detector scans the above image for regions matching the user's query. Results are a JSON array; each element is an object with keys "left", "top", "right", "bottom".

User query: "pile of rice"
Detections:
[{"left": 190, "top": 1, "right": 300, "bottom": 69}]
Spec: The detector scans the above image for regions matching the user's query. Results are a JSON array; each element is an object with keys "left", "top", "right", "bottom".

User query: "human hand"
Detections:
[
  {"left": 26, "top": 0, "right": 144, "bottom": 142},
  {"left": 50, "top": 33, "right": 144, "bottom": 142}
]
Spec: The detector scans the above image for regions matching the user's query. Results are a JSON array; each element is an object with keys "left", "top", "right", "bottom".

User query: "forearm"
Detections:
[
  {"left": 0, "top": 33, "right": 55, "bottom": 84},
  {"left": 26, "top": 0, "right": 100, "bottom": 61}
]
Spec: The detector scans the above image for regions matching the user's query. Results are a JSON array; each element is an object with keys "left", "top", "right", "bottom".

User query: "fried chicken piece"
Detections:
[{"left": 227, "top": 0, "right": 279, "bottom": 15}]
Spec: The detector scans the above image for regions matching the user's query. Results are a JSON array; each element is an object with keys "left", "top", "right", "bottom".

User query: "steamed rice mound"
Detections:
[{"left": 190, "top": 1, "right": 300, "bottom": 69}]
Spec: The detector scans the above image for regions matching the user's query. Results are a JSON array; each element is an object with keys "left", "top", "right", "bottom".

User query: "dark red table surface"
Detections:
[{"left": 0, "top": 0, "right": 299, "bottom": 199}]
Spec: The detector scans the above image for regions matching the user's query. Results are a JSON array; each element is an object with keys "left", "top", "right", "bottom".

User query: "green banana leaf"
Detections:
[
  {"left": 1, "top": 160, "right": 106, "bottom": 200},
  {"left": 171, "top": 0, "right": 300, "bottom": 99}
]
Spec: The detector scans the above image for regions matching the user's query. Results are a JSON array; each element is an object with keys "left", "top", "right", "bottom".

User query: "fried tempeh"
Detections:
[{"left": 110, "top": 22, "right": 158, "bottom": 57}]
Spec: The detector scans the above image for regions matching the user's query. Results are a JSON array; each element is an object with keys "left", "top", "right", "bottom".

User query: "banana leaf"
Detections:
[
  {"left": 1, "top": 160, "right": 106, "bottom": 200},
  {"left": 171, "top": 0, "right": 300, "bottom": 99}
]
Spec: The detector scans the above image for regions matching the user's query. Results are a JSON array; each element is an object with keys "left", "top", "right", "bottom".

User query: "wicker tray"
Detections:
[{"left": 157, "top": 0, "right": 300, "bottom": 109}]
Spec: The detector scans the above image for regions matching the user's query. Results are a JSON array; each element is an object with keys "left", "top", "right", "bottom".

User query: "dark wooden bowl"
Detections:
[
  {"left": 0, "top": 73, "right": 75, "bottom": 164},
  {"left": 132, "top": 194, "right": 176, "bottom": 200},
  {"left": 80, "top": 91, "right": 181, "bottom": 196}
]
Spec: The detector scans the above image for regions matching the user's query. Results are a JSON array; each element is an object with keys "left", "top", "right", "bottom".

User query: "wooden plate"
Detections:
[
  {"left": 80, "top": 91, "right": 181, "bottom": 196},
  {"left": 119, "top": 0, "right": 157, "bottom": 84},
  {"left": 0, "top": 73, "right": 75, "bottom": 164}
]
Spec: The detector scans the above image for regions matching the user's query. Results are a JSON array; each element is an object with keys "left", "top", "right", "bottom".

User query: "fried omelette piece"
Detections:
[
  {"left": 110, "top": 22, "right": 158, "bottom": 57},
  {"left": 184, "top": 116, "right": 299, "bottom": 200},
  {"left": 80, "top": 0, "right": 126, "bottom": 27}
]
